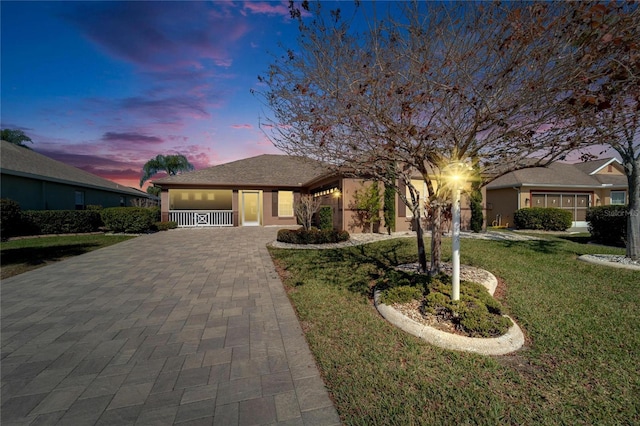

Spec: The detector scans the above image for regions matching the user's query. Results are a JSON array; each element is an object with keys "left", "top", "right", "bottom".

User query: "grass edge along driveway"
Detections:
[
  {"left": 269, "top": 236, "right": 639, "bottom": 425},
  {"left": 1, "top": 234, "right": 136, "bottom": 279}
]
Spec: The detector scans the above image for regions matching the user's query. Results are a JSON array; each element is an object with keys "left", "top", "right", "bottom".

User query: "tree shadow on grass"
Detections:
[
  {"left": 1, "top": 243, "right": 101, "bottom": 267},
  {"left": 496, "top": 239, "right": 563, "bottom": 254}
]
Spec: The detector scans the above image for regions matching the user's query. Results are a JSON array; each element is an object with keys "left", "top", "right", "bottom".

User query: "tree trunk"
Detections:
[
  {"left": 626, "top": 157, "right": 639, "bottom": 260},
  {"left": 430, "top": 203, "right": 442, "bottom": 276},
  {"left": 414, "top": 216, "right": 428, "bottom": 273}
]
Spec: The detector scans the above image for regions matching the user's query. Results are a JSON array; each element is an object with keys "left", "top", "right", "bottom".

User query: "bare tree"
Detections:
[
  {"left": 295, "top": 194, "right": 322, "bottom": 230},
  {"left": 257, "top": 1, "right": 583, "bottom": 273},
  {"left": 561, "top": 2, "right": 640, "bottom": 260}
]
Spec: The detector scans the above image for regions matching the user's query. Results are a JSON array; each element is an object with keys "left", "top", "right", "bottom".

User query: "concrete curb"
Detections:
[
  {"left": 373, "top": 266, "right": 525, "bottom": 356},
  {"left": 578, "top": 255, "right": 640, "bottom": 271}
]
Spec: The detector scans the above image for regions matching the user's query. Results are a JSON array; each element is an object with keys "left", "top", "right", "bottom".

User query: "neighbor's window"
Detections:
[
  {"left": 278, "top": 191, "right": 294, "bottom": 217},
  {"left": 611, "top": 191, "right": 626, "bottom": 205},
  {"left": 75, "top": 191, "right": 85, "bottom": 210}
]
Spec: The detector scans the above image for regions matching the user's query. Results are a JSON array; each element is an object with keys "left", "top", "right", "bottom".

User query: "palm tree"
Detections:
[
  {"left": 139, "top": 154, "right": 195, "bottom": 187},
  {"left": 1, "top": 129, "right": 33, "bottom": 149}
]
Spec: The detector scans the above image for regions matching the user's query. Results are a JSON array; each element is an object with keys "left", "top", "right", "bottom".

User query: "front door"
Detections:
[{"left": 242, "top": 191, "right": 260, "bottom": 226}]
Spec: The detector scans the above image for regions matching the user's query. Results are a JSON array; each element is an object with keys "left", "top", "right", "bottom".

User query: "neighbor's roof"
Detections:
[
  {"left": 152, "top": 154, "right": 333, "bottom": 187},
  {"left": 486, "top": 158, "right": 627, "bottom": 189},
  {"left": 0, "top": 140, "right": 149, "bottom": 197}
]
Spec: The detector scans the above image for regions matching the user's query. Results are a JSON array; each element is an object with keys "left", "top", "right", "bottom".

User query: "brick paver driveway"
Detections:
[{"left": 1, "top": 227, "right": 340, "bottom": 425}]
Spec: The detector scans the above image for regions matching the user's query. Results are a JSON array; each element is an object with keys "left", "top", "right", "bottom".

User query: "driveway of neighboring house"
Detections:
[{"left": 1, "top": 228, "right": 340, "bottom": 425}]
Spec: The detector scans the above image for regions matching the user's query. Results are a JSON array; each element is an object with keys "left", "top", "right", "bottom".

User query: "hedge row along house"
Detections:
[
  {"left": 0, "top": 140, "right": 154, "bottom": 210},
  {"left": 153, "top": 154, "right": 629, "bottom": 233}
]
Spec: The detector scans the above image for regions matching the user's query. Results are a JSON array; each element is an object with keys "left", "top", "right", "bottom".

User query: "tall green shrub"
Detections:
[
  {"left": 0, "top": 198, "right": 22, "bottom": 240},
  {"left": 587, "top": 205, "right": 628, "bottom": 246},
  {"left": 383, "top": 181, "right": 396, "bottom": 235},
  {"left": 100, "top": 207, "right": 156, "bottom": 233},
  {"left": 353, "top": 182, "right": 381, "bottom": 233},
  {"left": 469, "top": 186, "right": 483, "bottom": 233},
  {"left": 514, "top": 207, "right": 572, "bottom": 231},
  {"left": 319, "top": 206, "right": 333, "bottom": 230}
]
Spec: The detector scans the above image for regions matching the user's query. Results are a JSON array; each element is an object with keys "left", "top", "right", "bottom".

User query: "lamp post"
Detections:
[{"left": 444, "top": 162, "right": 471, "bottom": 302}]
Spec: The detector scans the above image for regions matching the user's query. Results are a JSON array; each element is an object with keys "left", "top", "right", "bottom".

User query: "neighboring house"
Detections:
[
  {"left": 1, "top": 140, "right": 153, "bottom": 210},
  {"left": 153, "top": 154, "right": 434, "bottom": 233},
  {"left": 486, "top": 158, "right": 628, "bottom": 229}
]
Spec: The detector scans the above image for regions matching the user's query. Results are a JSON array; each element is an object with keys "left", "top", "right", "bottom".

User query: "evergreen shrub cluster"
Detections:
[
  {"left": 100, "top": 207, "right": 157, "bottom": 233},
  {"left": 513, "top": 207, "right": 572, "bottom": 231},
  {"left": 586, "top": 205, "right": 628, "bottom": 246},
  {"left": 20, "top": 210, "right": 103, "bottom": 235},
  {"left": 277, "top": 228, "right": 350, "bottom": 244}
]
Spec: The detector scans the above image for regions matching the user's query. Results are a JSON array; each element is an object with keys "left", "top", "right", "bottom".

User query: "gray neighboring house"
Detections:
[{"left": 1, "top": 140, "right": 152, "bottom": 210}]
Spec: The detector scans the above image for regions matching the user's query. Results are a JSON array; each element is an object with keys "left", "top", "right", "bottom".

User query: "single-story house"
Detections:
[
  {"left": 153, "top": 154, "right": 447, "bottom": 233},
  {"left": 486, "top": 158, "right": 628, "bottom": 229},
  {"left": 0, "top": 140, "right": 153, "bottom": 210}
]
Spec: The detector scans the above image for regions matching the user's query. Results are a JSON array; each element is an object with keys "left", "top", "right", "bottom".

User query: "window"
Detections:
[
  {"left": 75, "top": 191, "right": 85, "bottom": 210},
  {"left": 278, "top": 191, "right": 294, "bottom": 217},
  {"left": 611, "top": 191, "right": 626, "bottom": 205}
]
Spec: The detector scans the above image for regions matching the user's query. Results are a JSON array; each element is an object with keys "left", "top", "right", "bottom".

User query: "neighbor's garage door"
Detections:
[{"left": 531, "top": 193, "right": 590, "bottom": 226}]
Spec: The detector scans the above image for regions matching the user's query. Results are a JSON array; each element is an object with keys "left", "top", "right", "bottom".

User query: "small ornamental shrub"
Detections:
[
  {"left": 469, "top": 187, "right": 484, "bottom": 233},
  {"left": 422, "top": 277, "right": 512, "bottom": 337},
  {"left": 587, "top": 205, "right": 628, "bottom": 246},
  {"left": 155, "top": 221, "right": 178, "bottom": 231},
  {"left": 19, "top": 210, "right": 103, "bottom": 235},
  {"left": 514, "top": 207, "right": 572, "bottom": 231},
  {"left": 101, "top": 207, "right": 156, "bottom": 233},
  {"left": 1, "top": 198, "right": 22, "bottom": 240},
  {"left": 277, "top": 228, "right": 350, "bottom": 244},
  {"left": 379, "top": 285, "right": 423, "bottom": 305},
  {"left": 319, "top": 206, "right": 333, "bottom": 230}
]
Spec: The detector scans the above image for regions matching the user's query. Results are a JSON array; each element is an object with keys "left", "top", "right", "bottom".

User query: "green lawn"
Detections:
[
  {"left": 269, "top": 235, "right": 640, "bottom": 425},
  {"left": 1, "top": 234, "right": 135, "bottom": 279}
]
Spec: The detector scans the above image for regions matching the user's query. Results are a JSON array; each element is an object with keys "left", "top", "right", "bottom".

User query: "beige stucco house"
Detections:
[
  {"left": 485, "top": 158, "right": 628, "bottom": 229},
  {"left": 152, "top": 154, "right": 450, "bottom": 233}
]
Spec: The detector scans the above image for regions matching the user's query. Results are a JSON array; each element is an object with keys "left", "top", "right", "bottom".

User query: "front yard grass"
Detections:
[
  {"left": 1, "top": 234, "right": 135, "bottom": 279},
  {"left": 269, "top": 236, "right": 639, "bottom": 425}
]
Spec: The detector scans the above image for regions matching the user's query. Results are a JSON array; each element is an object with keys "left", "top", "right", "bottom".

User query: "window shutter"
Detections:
[{"left": 272, "top": 191, "right": 278, "bottom": 216}]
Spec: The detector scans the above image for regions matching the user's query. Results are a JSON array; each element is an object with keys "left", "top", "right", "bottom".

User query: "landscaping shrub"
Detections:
[
  {"left": 100, "top": 207, "right": 156, "bottom": 233},
  {"left": 319, "top": 206, "right": 333, "bottom": 230},
  {"left": 19, "top": 210, "right": 103, "bottom": 235},
  {"left": 155, "top": 221, "right": 178, "bottom": 231},
  {"left": 422, "top": 277, "right": 512, "bottom": 337},
  {"left": 379, "top": 285, "right": 423, "bottom": 304},
  {"left": 277, "top": 228, "right": 350, "bottom": 244},
  {"left": 513, "top": 207, "right": 572, "bottom": 231},
  {"left": 587, "top": 205, "right": 628, "bottom": 246},
  {"left": 469, "top": 186, "right": 484, "bottom": 233},
  {"left": 1, "top": 198, "right": 22, "bottom": 240}
]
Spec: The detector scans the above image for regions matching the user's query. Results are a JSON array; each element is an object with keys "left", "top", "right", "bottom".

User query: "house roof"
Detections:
[
  {"left": 152, "top": 154, "right": 333, "bottom": 188},
  {"left": 0, "top": 140, "right": 149, "bottom": 197},
  {"left": 486, "top": 158, "right": 628, "bottom": 190}
]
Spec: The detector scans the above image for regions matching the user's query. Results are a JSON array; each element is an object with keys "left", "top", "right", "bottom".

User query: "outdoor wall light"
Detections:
[{"left": 443, "top": 161, "right": 473, "bottom": 302}]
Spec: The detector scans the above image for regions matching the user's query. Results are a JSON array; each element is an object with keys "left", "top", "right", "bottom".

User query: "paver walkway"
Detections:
[{"left": 1, "top": 228, "right": 341, "bottom": 426}]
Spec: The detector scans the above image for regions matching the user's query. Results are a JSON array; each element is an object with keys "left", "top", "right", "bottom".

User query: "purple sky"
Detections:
[{"left": 1, "top": 1, "right": 315, "bottom": 189}]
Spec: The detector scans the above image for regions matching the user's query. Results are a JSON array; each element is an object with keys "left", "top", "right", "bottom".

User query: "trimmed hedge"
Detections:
[
  {"left": 20, "top": 210, "right": 103, "bottom": 235},
  {"left": 155, "top": 221, "right": 178, "bottom": 231},
  {"left": 277, "top": 228, "right": 350, "bottom": 245},
  {"left": 587, "top": 205, "right": 628, "bottom": 246},
  {"left": 100, "top": 207, "right": 156, "bottom": 233},
  {"left": 1, "top": 198, "right": 22, "bottom": 240},
  {"left": 513, "top": 207, "right": 573, "bottom": 231}
]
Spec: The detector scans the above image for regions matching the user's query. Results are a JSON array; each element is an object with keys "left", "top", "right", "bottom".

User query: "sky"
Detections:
[{"left": 1, "top": 1, "right": 326, "bottom": 190}]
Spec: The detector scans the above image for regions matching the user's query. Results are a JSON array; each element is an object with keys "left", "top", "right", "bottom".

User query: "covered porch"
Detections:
[{"left": 167, "top": 189, "right": 234, "bottom": 227}]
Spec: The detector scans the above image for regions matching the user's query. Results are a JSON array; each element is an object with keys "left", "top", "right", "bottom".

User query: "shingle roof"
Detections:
[
  {"left": 152, "top": 154, "right": 333, "bottom": 187},
  {"left": 1, "top": 140, "right": 149, "bottom": 197},
  {"left": 486, "top": 158, "right": 627, "bottom": 189}
]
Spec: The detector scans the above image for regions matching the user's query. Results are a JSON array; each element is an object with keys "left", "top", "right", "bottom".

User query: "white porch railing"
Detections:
[{"left": 169, "top": 210, "right": 234, "bottom": 227}]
